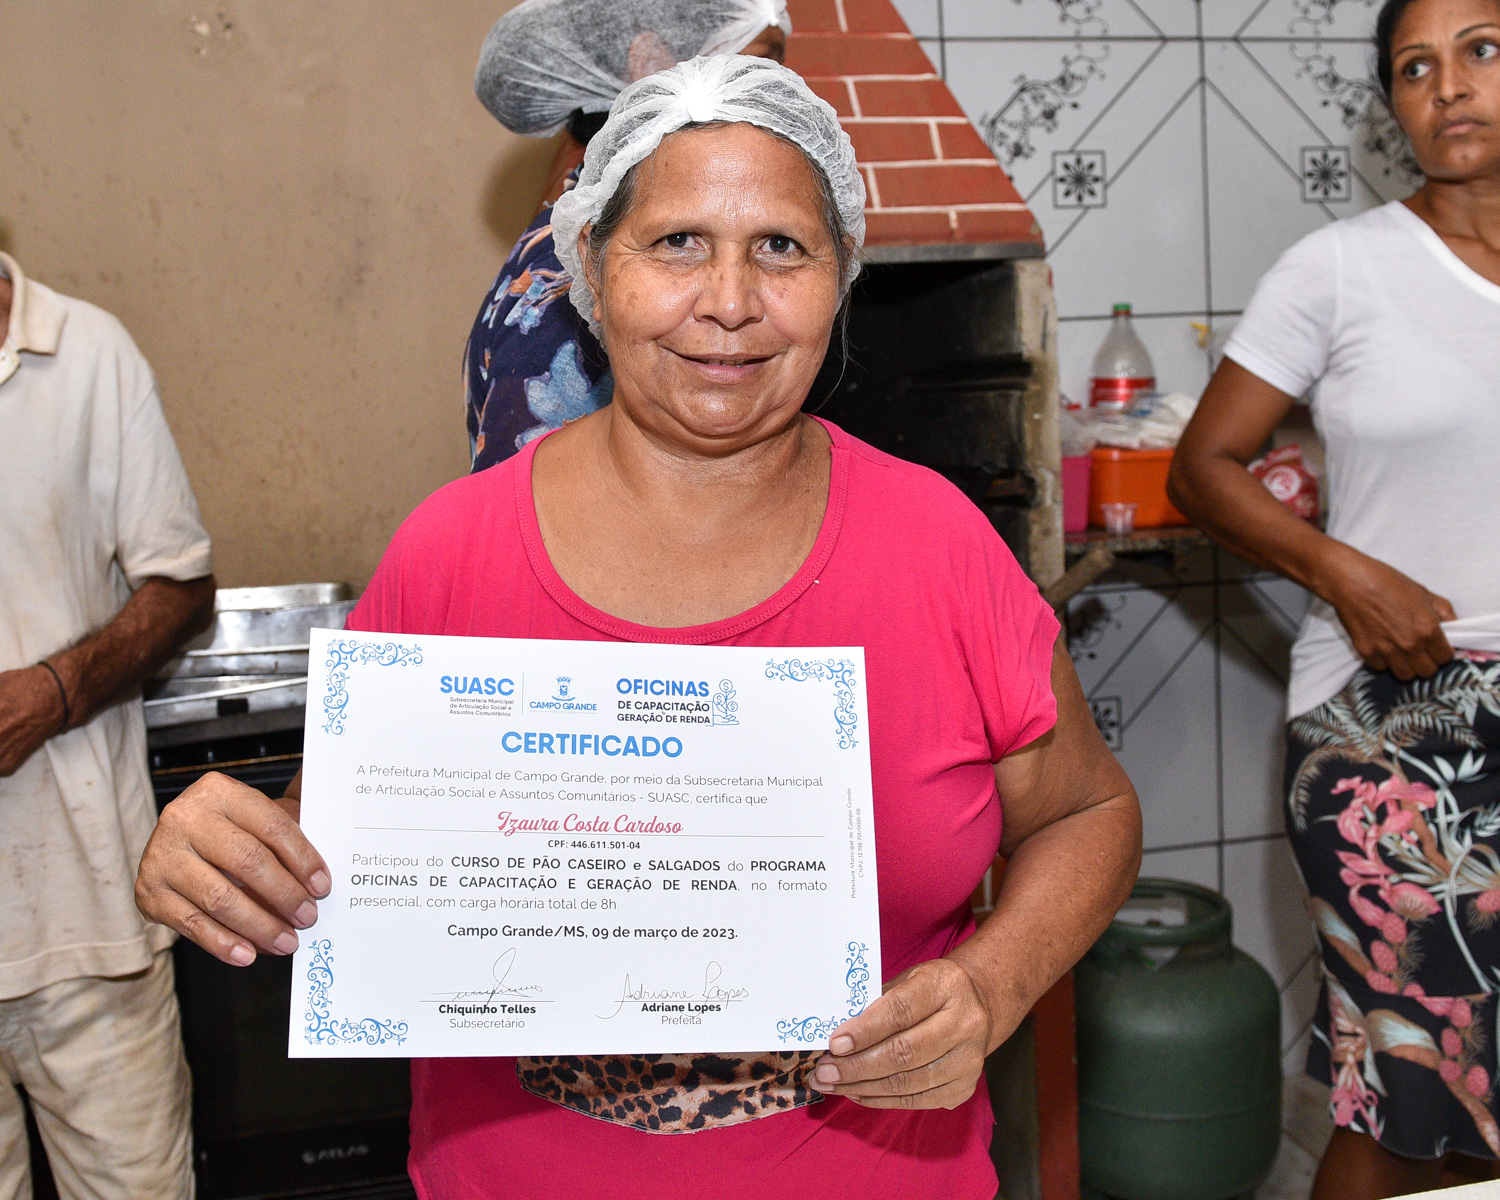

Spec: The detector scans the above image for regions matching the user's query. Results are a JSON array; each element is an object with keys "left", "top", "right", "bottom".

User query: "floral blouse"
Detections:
[{"left": 463, "top": 170, "right": 613, "bottom": 473}]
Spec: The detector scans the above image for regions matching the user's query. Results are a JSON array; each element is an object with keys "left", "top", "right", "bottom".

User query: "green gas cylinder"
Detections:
[{"left": 1076, "top": 879, "right": 1282, "bottom": 1200}]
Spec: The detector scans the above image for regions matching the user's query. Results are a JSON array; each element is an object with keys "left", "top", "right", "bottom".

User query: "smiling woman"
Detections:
[{"left": 134, "top": 55, "right": 1141, "bottom": 1200}]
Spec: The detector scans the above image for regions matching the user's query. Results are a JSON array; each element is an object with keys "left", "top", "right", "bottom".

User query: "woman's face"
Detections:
[
  {"left": 584, "top": 123, "right": 843, "bottom": 452},
  {"left": 1389, "top": 0, "right": 1500, "bottom": 180}
]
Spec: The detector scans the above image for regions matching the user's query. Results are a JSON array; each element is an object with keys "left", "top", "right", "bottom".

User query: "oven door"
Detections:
[{"left": 156, "top": 748, "right": 415, "bottom": 1200}]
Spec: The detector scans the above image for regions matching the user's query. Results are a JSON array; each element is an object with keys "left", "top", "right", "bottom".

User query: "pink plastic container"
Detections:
[{"left": 1062, "top": 454, "right": 1091, "bottom": 534}]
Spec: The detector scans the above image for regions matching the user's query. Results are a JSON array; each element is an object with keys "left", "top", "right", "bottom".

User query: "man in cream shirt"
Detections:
[{"left": 0, "top": 251, "right": 215, "bottom": 1198}]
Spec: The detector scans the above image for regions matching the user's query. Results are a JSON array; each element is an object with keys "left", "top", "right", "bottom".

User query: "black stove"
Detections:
[{"left": 152, "top": 726, "right": 415, "bottom": 1200}]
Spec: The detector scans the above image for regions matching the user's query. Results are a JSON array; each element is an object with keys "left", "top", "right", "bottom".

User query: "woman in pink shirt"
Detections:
[{"left": 136, "top": 57, "right": 1141, "bottom": 1199}]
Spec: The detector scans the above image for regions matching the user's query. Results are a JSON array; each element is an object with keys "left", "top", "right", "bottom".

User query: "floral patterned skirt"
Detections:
[{"left": 1287, "top": 651, "right": 1500, "bottom": 1160}]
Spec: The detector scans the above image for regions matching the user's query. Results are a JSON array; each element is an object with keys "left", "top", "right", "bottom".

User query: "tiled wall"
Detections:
[
  {"left": 1065, "top": 547, "right": 1317, "bottom": 1071},
  {"left": 889, "top": 0, "right": 1415, "bottom": 403},
  {"left": 884, "top": 0, "right": 1419, "bottom": 1079}
]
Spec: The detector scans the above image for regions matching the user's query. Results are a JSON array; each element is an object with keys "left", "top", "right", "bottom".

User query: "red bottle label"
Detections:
[{"left": 1089, "top": 376, "right": 1154, "bottom": 411}]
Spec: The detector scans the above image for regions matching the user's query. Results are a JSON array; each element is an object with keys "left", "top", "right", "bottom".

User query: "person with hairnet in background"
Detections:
[{"left": 462, "top": 0, "right": 789, "bottom": 472}]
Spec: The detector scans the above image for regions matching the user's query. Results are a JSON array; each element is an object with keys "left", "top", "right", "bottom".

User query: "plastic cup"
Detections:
[{"left": 1101, "top": 502, "right": 1137, "bottom": 536}]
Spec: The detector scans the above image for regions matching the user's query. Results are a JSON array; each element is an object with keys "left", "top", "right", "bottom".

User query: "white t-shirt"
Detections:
[
  {"left": 1224, "top": 202, "right": 1500, "bottom": 718},
  {"left": 0, "top": 253, "right": 212, "bottom": 998}
]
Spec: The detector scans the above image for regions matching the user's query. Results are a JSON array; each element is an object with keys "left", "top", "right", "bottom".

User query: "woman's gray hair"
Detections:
[{"left": 552, "top": 54, "right": 866, "bottom": 338}]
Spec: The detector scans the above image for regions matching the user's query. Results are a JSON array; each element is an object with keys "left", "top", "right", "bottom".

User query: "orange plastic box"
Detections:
[{"left": 1088, "top": 446, "right": 1188, "bottom": 529}]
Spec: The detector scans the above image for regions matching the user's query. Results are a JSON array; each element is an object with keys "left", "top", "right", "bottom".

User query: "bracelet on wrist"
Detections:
[{"left": 36, "top": 661, "right": 70, "bottom": 735}]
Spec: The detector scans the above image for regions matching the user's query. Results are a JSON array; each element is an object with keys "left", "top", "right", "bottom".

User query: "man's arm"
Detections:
[{"left": 0, "top": 574, "right": 216, "bottom": 776}]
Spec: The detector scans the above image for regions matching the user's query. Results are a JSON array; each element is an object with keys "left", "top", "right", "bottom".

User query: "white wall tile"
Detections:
[
  {"left": 1219, "top": 578, "right": 1305, "bottom": 840},
  {"left": 1140, "top": 843, "right": 1220, "bottom": 890},
  {"left": 943, "top": 38, "right": 1159, "bottom": 205},
  {"left": 1236, "top": 0, "right": 1380, "bottom": 41},
  {"left": 1282, "top": 1026, "right": 1313, "bottom": 1081},
  {"left": 929, "top": 10, "right": 1396, "bottom": 1054},
  {"left": 1219, "top": 649, "right": 1288, "bottom": 841},
  {"left": 889, "top": 0, "right": 942, "bottom": 38},
  {"left": 1222, "top": 836, "right": 1315, "bottom": 988},
  {"left": 1069, "top": 583, "right": 1220, "bottom": 849},
  {"left": 941, "top": 0, "right": 1163, "bottom": 39},
  {"left": 1202, "top": 54, "right": 1339, "bottom": 311},
  {"left": 1235, "top": 40, "right": 1418, "bottom": 204},
  {"left": 1122, "top": 0, "right": 1200, "bottom": 38},
  {"left": 1200, "top": 0, "right": 1262, "bottom": 38},
  {"left": 1280, "top": 952, "right": 1321, "bottom": 1055},
  {"left": 1042, "top": 43, "right": 1209, "bottom": 317},
  {"left": 1251, "top": 577, "right": 1313, "bottom": 632}
]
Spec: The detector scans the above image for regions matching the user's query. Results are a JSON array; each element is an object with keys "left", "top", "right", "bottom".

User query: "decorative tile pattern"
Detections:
[
  {"left": 1068, "top": 581, "right": 1220, "bottom": 850},
  {"left": 1090, "top": 694, "right": 1123, "bottom": 749},
  {"left": 881, "top": 0, "right": 1393, "bottom": 1104},
  {"left": 1064, "top": 549, "right": 1322, "bottom": 1066},
  {"left": 1301, "top": 145, "right": 1351, "bottom": 201},
  {"left": 889, "top": 0, "right": 1417, "bottom": 400},
  {"left": 1052, "top": 150, "right": 1107, "bottom": 208}
]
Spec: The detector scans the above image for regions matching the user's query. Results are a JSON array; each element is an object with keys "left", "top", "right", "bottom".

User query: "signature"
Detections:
[
  {"left": 430, "top": 947, "right": 544, "bottom": 1004},
  {"left": 701, "top": 960, "right": 750, "bottom": 1004},
  {"left": 598, "top": 962, "right": 750, "bottom": 1019}
]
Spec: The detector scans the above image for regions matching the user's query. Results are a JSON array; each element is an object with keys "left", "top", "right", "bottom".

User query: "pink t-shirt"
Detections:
[{"left": 346, "top": 419, "right": 1059, "bottom": 1200}]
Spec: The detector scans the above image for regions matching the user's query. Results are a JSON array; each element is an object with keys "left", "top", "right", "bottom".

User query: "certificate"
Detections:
[{"left": 288, "top": 629, "right": 880, "bottom": 1058}]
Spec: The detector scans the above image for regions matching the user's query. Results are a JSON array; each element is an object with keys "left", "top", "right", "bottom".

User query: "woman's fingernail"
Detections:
[
  {"left": 831, "top": 1035, "right": 854, "bottom": 1055},
  {"left": 229, "top": 944, "right": 255, "bottom": 966},
  {"left": 309, "top": 870, "right": 331, "bottom": 897},
  {"left": 274, "top": 930, "right": 299, "bottom": 955},
  {"left": 294, "top": 901, "right": 318, "bottom": 928},
  {"left": 815, "top": 1064, "right": 840, "bottom": 1084}
]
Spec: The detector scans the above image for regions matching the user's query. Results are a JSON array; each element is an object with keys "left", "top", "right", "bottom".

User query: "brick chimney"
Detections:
[{"left": 784, "top": 0, "right": 1044, "bottom": 260}]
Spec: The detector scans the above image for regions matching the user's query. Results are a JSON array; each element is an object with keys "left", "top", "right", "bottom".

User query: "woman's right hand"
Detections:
[
  {"left": 1317, "top": 542, "right": 1456, "bottom": 680},
  {"left": 135, "top": 769, "right": 330, "bottom": 967}
]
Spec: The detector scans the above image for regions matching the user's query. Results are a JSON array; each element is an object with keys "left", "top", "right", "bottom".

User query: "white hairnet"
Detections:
[
  {"left": 551, "top": 55, "right": 867, "bottom": 337},
  {"left": 476, "top": 0, "right": 791, "bottom": 136}
]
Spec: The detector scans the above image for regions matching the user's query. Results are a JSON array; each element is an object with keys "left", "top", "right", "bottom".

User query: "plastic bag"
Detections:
[
  {"left": 1088, "top": 391, "right": 1199, "bottom": 451},
  {"left": 1060, "top": 406, "right": 1097, "bottom": 457},
  {"left": 1249, "top": 444, "right": 1319, "bottom": 520}
]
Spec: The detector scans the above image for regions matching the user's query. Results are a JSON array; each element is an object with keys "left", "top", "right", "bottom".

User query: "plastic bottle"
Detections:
[{"left": 1089, "top": 303, "right": 1155, "bottom": 412}]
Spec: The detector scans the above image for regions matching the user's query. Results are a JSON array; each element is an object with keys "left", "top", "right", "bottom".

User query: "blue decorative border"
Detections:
[
  {"left": 776, "top": 941, "right": 872, "bottom": 1044},
  {"left": 711, "top": 679, "right": 739, "bottom": 726},
  {"left": 842, "top": 940, "right": 871, "bottom": 1015},
  {"left": 322, "top": 638, "right": 424, "bottom": 735},
  {"left": 303, "top": 939, "right": 410, "bottom": 1046},
  {"left": 775, "top": 1014, "right": 838, "bottom": 1044},
  {"left": 763, "top": 658, "right": 860, "bottom": 749}
]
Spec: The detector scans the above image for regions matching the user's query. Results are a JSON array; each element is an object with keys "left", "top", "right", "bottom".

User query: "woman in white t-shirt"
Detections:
[{"left": 1169, "top": 0, "right": 1500, "bottom": 1192}]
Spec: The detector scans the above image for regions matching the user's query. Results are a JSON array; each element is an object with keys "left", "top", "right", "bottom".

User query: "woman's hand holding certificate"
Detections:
[{"left": 276, "top": 630, "right": 879, "bottom": 1057}]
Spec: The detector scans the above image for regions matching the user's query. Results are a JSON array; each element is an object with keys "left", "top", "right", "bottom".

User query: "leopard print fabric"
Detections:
[{"left": 516, "top": 1051, "right": 821, "bottom": 1133}]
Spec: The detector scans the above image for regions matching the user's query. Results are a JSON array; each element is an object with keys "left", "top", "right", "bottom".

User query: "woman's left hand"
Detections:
[{"left": 811, "top": 955, "right": 1011, "bottom": 1109}]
